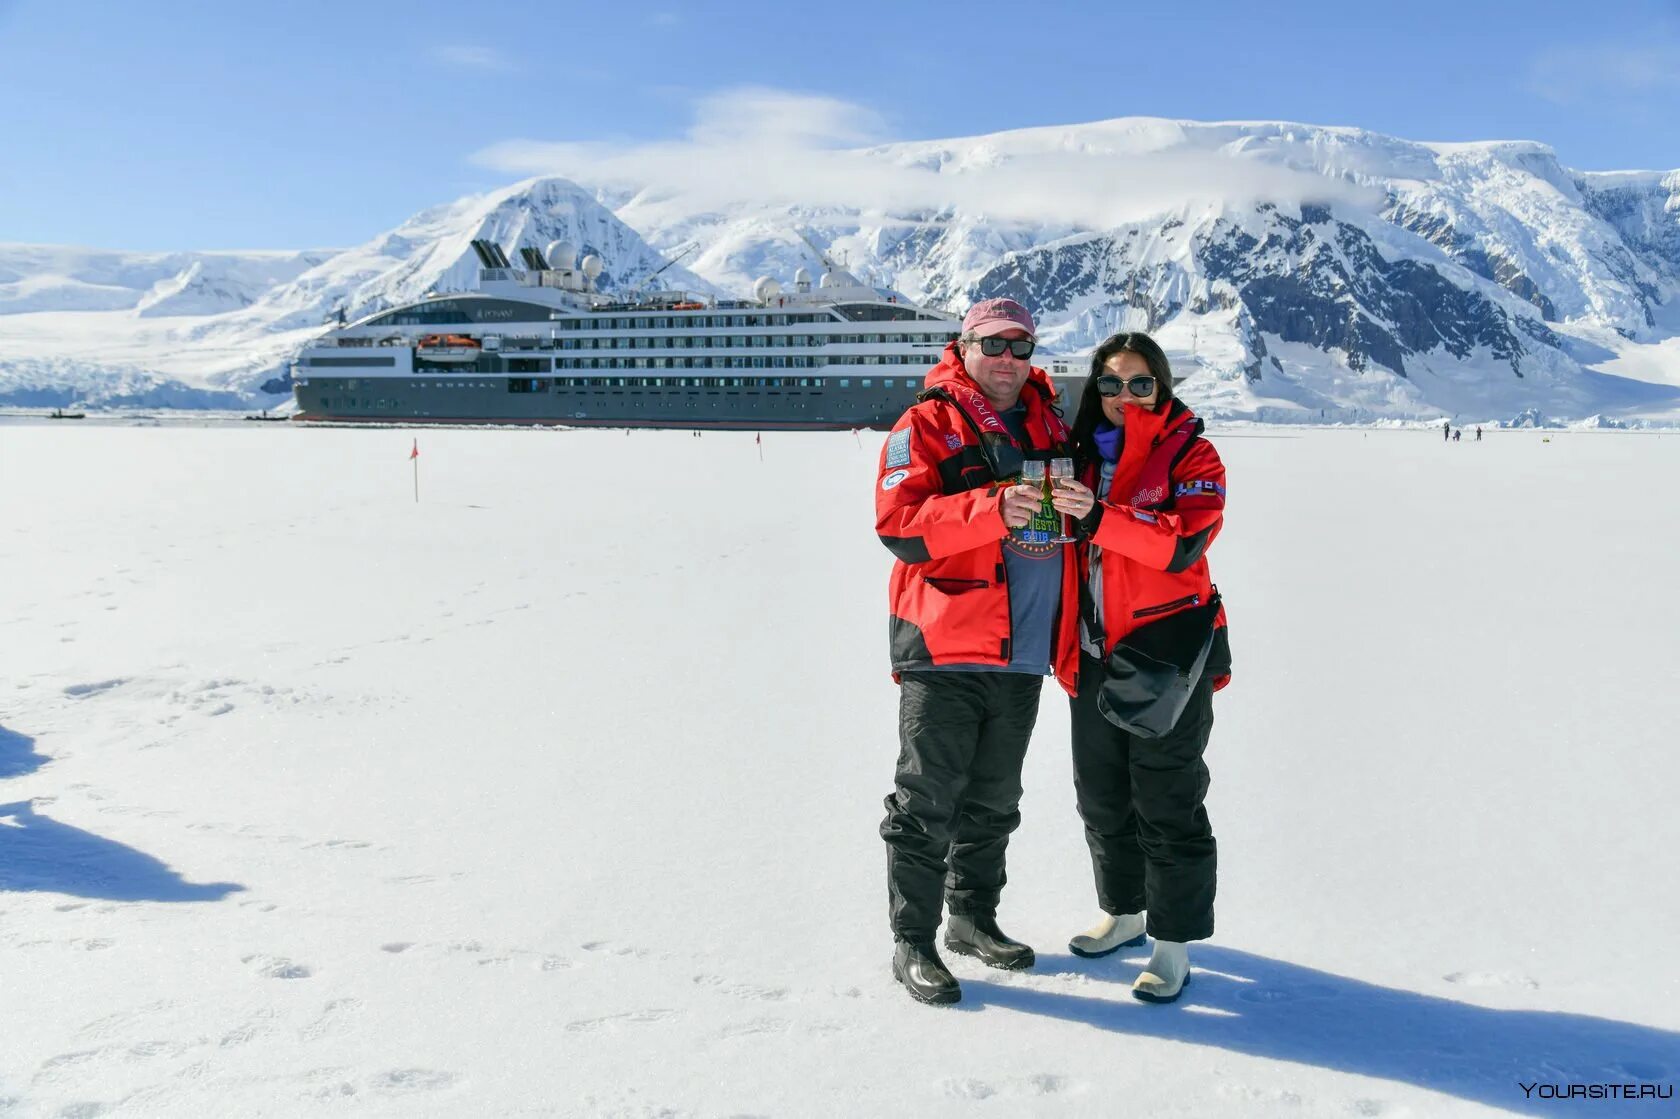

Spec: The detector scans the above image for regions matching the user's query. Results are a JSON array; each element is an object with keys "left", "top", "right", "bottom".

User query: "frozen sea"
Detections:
[{"left": 2, "top": 422, "right": 1678, "bottom": 1117}]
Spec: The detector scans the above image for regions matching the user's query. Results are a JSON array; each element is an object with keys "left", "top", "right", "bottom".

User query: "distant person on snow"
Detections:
[
  {"left": 1444, "top": 422, "right": 1451, "bottom": 443},
  {"left": 1048, "top": 330, "right": 1233, "bottom": 1005},
  {"left": 874, "top": 298, "right": 1081, "bottom": 1006},
  {"left": 1476, "top": 426, "right": 1483, "bottom": 442},
  {"left": 1453, "top": 428, "right": 1461, "bottom": 442}
]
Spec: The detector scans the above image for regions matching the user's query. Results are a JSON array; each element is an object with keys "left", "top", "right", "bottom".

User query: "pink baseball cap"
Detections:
[{"left": 961, "top": 297, "right": 1036, "bottom": 338}]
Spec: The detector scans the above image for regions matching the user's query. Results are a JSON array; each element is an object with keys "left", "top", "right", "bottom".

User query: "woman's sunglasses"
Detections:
[
  {"left": 1097, "top": 374, "right": 1157, "bottom": 398},
  {"left": 972, "top": 336, "right": 1036, "bottom": 359}
]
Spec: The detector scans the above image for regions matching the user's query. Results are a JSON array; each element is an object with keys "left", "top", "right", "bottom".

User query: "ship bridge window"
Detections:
[
  {"left": 833, "top": 304, "right": 922, "bottom": 322},
  {"left": 364, "top": 298, "right": 556, "bottom": 326}
]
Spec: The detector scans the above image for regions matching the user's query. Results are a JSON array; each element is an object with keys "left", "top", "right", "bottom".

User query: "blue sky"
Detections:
[{"left": 3, "top": 0, "right": 1677, "bottom": 251}]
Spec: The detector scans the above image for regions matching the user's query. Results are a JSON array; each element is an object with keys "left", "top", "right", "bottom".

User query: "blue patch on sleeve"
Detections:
[
  {"left": 885, "top": 428, "right": 912, "bottom": 469},
  {"left": 1131, "top": 510, "right": 1158, "bottom": 524},
  {"left": 1174, "top": 479, "right": 1226, "bottom": 500}
]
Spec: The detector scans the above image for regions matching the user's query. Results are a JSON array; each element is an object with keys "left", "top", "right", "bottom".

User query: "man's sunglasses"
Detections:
[
  {"left": 1096, "top": 374, "right": 1157, "bottom": 398},
  {"left": 972, "top": 336, "right": 1036, "bottom": 359}
]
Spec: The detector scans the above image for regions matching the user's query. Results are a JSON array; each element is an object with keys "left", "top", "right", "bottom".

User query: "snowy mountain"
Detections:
[
  {"left": 610, "top": 121, "right": 1680, "bottom": 424},
  {"left": 0, "top": 179, "right": 709, "bottom": 407},
  {"left": 4, "top": 118, "right": 1678, "bottom": 423}
]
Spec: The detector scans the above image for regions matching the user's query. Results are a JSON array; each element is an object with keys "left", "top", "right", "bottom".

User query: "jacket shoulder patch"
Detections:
[{"left": 884, "top": 429, "right": 912, "bottom": 469}]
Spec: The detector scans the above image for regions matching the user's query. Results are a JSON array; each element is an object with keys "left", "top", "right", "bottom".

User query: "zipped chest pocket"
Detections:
[
  {"left": 926, "top": 577, "right": 990, "bottom": 593},
  {"left": 1132, "top": 593, "right": 1200, "bottom": 619}
]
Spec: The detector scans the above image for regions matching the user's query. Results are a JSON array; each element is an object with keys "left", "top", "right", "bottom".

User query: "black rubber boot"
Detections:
[
  {"left": 892, "top": 940, "right": 962, "bottom": 1005},
  {"left": 943, "top": 914, "right": 1036, "bottom": 971}
]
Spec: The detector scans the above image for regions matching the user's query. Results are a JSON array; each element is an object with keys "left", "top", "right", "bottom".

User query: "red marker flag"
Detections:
[{"left": 409, "top": 438, "right": 420, "bottom": 460}]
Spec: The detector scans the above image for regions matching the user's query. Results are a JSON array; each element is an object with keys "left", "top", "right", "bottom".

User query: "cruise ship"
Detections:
[{"left": 291, "top": 239, "right": 1083, "bottom": 429}]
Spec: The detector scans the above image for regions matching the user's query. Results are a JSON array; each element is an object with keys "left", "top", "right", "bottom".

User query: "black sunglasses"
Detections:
[
  {"left": 1096, "top": 374, "right": 1157, "bottom": 398},
  {"left": 972, "top": 336, "right": 1036, "bottom": 359}
]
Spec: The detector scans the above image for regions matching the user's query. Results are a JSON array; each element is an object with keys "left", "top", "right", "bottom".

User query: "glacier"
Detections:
[{"left": 2, "top": 117, "right": 1676, "bottom": 424}]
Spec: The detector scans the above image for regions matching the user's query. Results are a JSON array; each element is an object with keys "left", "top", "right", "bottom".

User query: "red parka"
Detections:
[
  {"left": 1079, "top": 396, "right": 1231, "bottom": 690},
  {"left": 875, "top": 344, "right": 1083, "bottom": 694}
]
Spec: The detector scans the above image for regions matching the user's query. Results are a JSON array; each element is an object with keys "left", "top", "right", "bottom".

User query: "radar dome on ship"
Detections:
[
  {"left": 753, "top": 275, "right": 783, "bottom": 302},
  {"left": 793, "top": 267, "right": 812, "bottom": 284},
  {"left": 820, "top": 269, "right": 861, "bottom": 288},
  {"left": 546, "top": 240, "right": 578, "bottom": 270},
  {"left": 580, "top": 254, "right": 603, "bottom": 279}
]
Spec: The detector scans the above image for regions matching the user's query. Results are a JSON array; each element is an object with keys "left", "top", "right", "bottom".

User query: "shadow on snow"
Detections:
[
  {"left": 0, "top": 800, "right": 245, "bottom": 902},
  {"left": 0, "top": 725, "right": 49, "bottom": 778},
  {"left": 1, "top": 724, "right": 244, "bottom": 902},
  {"left": 963, "top": 946, "right": 1677, "bottom": 1116}
]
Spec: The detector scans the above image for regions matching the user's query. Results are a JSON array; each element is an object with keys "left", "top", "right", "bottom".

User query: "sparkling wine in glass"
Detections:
[
  {"left": 1014, "top": 460, "right": 1052, "bottom": 544},
  {"left": 1049, "top": 457, "right": 1078, "bottom": 543}
]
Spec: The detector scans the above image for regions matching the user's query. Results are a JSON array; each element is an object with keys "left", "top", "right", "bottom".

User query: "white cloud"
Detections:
[
  {"left": 1527, "top": 41, "right": 1680, "bottom": 103},
  {"left": 469, "top": 88, "right": 1383, "bottom": 231},
  {"left": 430, "top": 44, "right": 503, "bottom": 70}
]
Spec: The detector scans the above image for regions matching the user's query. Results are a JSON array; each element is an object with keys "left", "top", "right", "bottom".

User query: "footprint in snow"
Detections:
[
  {"left": 242, "top": 954, "right": 312, "bottom": 980},
  {"left": 63, "top": 678, "right": 127, "bottom": 698},
  {"left": 581, "top": 940, "right": 649, "bottom": 958},
  {"left": 369, "top": 1068, "right": 459, "bottom": 1094},
  {"left": 1235, "top": 982, "right": 1338, "bottom": 1003},
  {"left": 693, "top": 974, "right": 788, "bottom": 1001},
  {"left": 1442, "top": 970, "right": 1539, "bottom": 989},
  {"left": 564, "top": 1009, "right": 680, "bottom": 1032}
]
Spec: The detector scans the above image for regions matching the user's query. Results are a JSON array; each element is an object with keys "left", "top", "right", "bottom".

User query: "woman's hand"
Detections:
[{"left": 1050, "top": 478, "right": 1096, "bottom": 519}]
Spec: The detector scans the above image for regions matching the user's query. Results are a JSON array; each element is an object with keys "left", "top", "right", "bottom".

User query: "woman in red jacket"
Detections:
[{"left": 1048, "top": 331, "right": 1231, "bottom": 1005}]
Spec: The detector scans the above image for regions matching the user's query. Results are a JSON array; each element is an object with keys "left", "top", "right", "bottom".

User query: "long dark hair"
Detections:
[{"left": 1069, "top": 331, "right": 1175, "bottom": 467}]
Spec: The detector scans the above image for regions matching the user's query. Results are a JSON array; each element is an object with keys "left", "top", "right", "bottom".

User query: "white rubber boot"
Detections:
[
  {"left": 1132, "top": 940, "right": 1190, "bottom": 1003},
  {"left": 1068, "top": 912, "right": 1147, "bottom": 958}
]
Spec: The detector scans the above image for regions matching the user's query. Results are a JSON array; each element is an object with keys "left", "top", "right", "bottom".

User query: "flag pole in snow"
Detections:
[
  {"left": 756, "top": 431, "right": 763, "bottom": 462},
  {"left": 409, "top": 438, "right": 420, "bottom": 502}
]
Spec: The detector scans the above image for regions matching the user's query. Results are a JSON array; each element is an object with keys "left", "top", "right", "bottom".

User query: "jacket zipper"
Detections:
[
  {"left": 1132, "top": 593, "right": 1200, "bottom": 619},
  {"left": 925, "top": 577, "right": 990, "bottom": 592}
]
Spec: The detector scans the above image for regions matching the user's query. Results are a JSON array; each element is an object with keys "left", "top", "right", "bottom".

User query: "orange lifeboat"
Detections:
[{"left": 416, "top": 334, "right": 482, "bottom": 363}]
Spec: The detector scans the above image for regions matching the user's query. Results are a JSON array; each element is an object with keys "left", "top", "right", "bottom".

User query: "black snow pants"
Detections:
[
  {"left": 881, "top": 670, "right": 1043, "bottom": 944},
  {"left": 1069, "top": 652, "right": 1217, "bottom": 942}
]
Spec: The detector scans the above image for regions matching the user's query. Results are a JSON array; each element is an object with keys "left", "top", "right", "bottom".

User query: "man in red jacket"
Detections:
[{"left": 875, "top": 298, "right": 1081, "bottom": 1006}]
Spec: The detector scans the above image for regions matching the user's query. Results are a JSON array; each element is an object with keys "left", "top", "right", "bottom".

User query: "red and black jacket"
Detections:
[
  {"left": 1078, "top": 397, "right": 1232, "bottom": 691},
  {"left": 875, "top": 343, "right": 1082, "bottom": 694}
]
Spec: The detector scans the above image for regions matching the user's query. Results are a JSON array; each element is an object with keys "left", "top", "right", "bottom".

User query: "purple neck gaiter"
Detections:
[{"left": 1093, "top": 419, "right": 1121, "bottom": 463}]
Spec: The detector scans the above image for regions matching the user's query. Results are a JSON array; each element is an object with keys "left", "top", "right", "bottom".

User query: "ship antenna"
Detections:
[{"left": 634, "top": 242, "right": 698, "bottom": 296}]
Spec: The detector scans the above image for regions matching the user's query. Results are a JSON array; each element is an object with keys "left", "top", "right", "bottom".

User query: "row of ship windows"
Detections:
[
  {"left": 505, "top": 354, "right": 926, "bottom": 371},
  {"left": 318, "top": 396, "right": 841, "bottom": 412},
  {"left": 550, "top": 333, "right": 949, "bottom": 349},
  {"left": 332, "top": 377, "right": 911, "bottom": 392},
  {"left": 375, "top": 311, "right": 841, "bottom": 329},
  {"left": 562, "top": 313, "right": 831, "bottom": 329}
]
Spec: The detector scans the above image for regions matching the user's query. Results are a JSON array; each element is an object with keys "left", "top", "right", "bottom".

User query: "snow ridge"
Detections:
[{"left": 4, "top": 117, "right": 1678, "bottom": 423}]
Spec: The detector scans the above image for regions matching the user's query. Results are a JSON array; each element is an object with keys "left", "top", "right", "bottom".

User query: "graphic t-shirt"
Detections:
[{"left": 929, "top": 402, "right": 1062, "bottom": 676}]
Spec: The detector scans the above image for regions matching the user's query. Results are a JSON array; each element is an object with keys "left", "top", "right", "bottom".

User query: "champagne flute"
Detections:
[
  {"left": 1049, "top": 457, "right": 1078, "bottom": 543},
  {"left": 1016, "top": 460, "right": 1050, "bottom": 544}
]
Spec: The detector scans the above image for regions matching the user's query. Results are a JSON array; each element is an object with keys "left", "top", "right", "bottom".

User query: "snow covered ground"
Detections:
[{"left": 3, "top": 423, "right": 1678, "bottom": 1117}]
